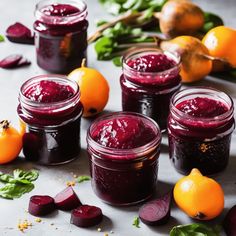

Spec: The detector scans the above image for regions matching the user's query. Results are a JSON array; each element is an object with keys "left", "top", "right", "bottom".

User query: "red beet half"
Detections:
[
  {"left": 6, "top": 22, "right": 34, "bottom": 44},
  {"left": 54, "top": 186, "right": 82, "bottom": 211},
  {"left": 223, "top": 205, "right": 236, "bottom": 236},
  {"left": 71, "top": 205, "right": 103, "bottom": 228},
  {"left": 139, "top": 192, "right": 172, "bottom": 226},
  {"left": 28, "top": 195, "right": 55, "bottom": 216},
  {"left": 0, "top": 54, "right": 22, "bottom": 68}
]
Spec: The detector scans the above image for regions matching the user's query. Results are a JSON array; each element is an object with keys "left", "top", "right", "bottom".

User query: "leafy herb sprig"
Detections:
[
  {"left": 132, "top": 216, "right": 140, "bottom": 228},
  {"left": 0, "top": 169, "right": 39, "bottom": 199}
]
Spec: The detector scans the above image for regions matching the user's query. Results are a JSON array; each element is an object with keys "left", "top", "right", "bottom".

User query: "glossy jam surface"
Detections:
[
  {"left": 176, "top": 97, "right": 228, "bottom": 118},
  {"left": 91, "top": 117, "right": 156, "bottom": 150},
  {"left": 24, "top": 80, "right": 74, "bottom": 103},
  {"left": 34, "top": 2, "right": 88, "bottom": 73},
  {"left": 127, "top": 54, "right": 176, "bottom": 73},
  {"left": 168, "top": 94, "right": 234, "bottom": 175},
  {"left": 41, "top": 4, "right": 81, "bottom": 16}
]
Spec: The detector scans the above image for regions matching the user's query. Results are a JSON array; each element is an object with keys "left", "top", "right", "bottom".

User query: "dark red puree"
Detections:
[
  {"left": 18, "top": 76, "right": 83, "bottom": 165},
  {"left": 24, "top": 80, "right": 74, "bottom": 103},
  {"left": 121, "top": 51, "right": 181, "bottom": 131},
  {"left": 34, "top": 1, "right": 88, "bottom": 73},
  {"left": 168, "top": 91, "right": 234, "bottom": 175},
  {"left": 176, "top": 97, "right": 228, "bottom": 118},
  {"left": 92, "top": 117, "right": 156, "bottom": 150}
]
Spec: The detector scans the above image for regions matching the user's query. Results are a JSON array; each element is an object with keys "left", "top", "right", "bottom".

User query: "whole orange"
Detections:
[
  {"left": 174, "top": 168, "right": 224, "bottom": 220},
  {"left": 68, "top": 60, "right": 109, "bottom": 117},
  {"left": 202, "top": 26, "right": 236, "bottom": 67}
]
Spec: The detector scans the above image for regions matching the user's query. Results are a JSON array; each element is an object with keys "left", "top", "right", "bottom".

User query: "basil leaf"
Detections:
[
  {"left": 13, "top": 169, "right": 39, "bottom": 182},
  {"left": 132, "top": 216, "right": 140, "bottom": 228},
  {"left": 0, "top": 35, "right": 4, "bottom": 42},
  {"left": 77, "top": 175, "right": 91, "bottom": 183},
  {"left": 0, "top": 183, "right": 34, "bottom": 199},
  {"left": 170, "top": 224, "right": 220, "bottom": 236},
  {"left": 0, "top": 173, "right": 14, "bottom": 183}
]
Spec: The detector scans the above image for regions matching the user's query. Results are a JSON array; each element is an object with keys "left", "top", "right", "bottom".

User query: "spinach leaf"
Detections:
[
  {"left": 170, "top": 223, "right": 221, "bottom": 236},
  {"left": 0, "top": 169, "right": 39, "bottom": 199}
]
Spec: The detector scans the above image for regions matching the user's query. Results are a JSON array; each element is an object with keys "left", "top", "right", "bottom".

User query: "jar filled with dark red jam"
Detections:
[
  {"left": 17, "top": 75, "right": 83, "bottom": 165},
  {"left": 87, "top": 112, "right": 161, "bottom": 206},
  {"left": 168, "top": 87, "right": 235, "bottom": 175},
  {"left": 34, "top": 0, "right": 88, "bottom": 73},
  {"left": 120, "top": 48, "right": 181, "bottom": 131}
]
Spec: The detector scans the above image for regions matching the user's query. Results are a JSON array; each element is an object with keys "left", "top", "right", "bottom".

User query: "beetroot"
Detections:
[
  {"left": 6, "top": 22, "right": 34, "bottom": 45},
  {"left": 223, "top": 205, "right": 236, "bottom": 236},
  {"left": 0, "top": 54, "right": 22, "bottom": 68},
  {"left": 139, "top": 192, "right": 172, "bottom": 226},
  {"left": 54, "top": 186, "right": 81, "bottom": 211},
  {"left": 71, "top": 205, "right": 103, "bottom": 228},
  {"left": 28, "top": 195, "right": 55, "bottom": 216},
  {"left": 0, "top": 54, "right": 31, "bottom": 69}
]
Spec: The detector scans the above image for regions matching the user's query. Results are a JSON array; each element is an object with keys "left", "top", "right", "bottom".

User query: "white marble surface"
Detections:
[{"left": 0, "top": 0, "right": 235, "bottom": 235}]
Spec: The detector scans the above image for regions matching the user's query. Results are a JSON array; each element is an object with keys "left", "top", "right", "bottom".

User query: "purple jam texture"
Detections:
[
  {"left": 127, "top": 54, "right": 176, "bottom": 73},
  {"left": 92, "top": 117, "right": 156, "bottom": 149},
  {"left": 176, "top": 97, "right": 228, "bottom": 118},
  {"left": 24, "top": 80, "right": 74, "bottom": 103},
  {"left": 41, "top": 4, "right": 81, "bottom": 16}
]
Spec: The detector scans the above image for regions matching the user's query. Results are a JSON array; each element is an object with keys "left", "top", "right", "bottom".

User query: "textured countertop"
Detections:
[{"left": 0, "top": 0, "right": 235, "bottom": 235}]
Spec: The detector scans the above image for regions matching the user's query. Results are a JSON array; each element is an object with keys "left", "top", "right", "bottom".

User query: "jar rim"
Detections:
[
  {"left": 170, "top": 86, "right": 234, "bottom": 123},
  {"left": 87, "top": 112, "right": 161, "bottom": 159},
  {"left": 122, "top": 48, "right": 181, "bottom": 76},
  {"left": 35, "top": 0, "right": 87, "bottom": 25},
  {"left": 19, "top": 74, "right": 80, "bottom": 109}
]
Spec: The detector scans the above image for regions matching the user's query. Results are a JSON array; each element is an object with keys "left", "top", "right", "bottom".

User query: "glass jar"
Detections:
[
  {"left": 34, "top": 0, "right": 88, "bottom": 73},
  {"left": 120, "top": 48, "right": 181, "bottom": 131},
  {"left": 17, "top": 75, "right": 83, "bottom": 165},
  {"left": 87, "top": 112, "right": 161, "bottom": 206},
  {"left": 168, "top": 87, "right": 235, "bottom": 175}
]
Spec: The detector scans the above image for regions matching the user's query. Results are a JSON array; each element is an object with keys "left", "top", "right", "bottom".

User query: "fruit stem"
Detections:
[
  {"left": 0, "top": 120, "right": 10, "bottom": 130},
  {"left": 81, "top": 58, "right": 86, "bottom": 68},
  {"left": 190, "top": 168, "right": 202, "bottom": 176}
]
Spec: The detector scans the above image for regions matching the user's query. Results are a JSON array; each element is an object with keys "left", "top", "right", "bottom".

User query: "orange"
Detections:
[
  {"left": 0, "top": 120, "right": 22, "bottom": 164},
  {"left": 68, "top": 60, "right": 109, "bottom": 117},
  {"left": 202, "top": 26, "right": 236, "bottom": 67},
  {"left": 174, "top": 168, "right": 224, "bottom": 220},
  {"left": 161, "top": 36, "right": 212, "bottom": 83}
]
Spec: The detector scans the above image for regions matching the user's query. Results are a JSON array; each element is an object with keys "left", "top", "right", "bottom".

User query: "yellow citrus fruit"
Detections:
[
  {"left": 174, "top": 168, "right": 224, "bottom": 220},
  {"left": 68, "top": 60, "right": 109, "bottom": 117},
  {"left": 202, "top": 26, "right": 236, "bottom": 67}
]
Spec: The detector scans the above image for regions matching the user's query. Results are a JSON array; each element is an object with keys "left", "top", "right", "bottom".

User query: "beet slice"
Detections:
[
  {"left": 17, "top": 57, "right": 31, "bottom": 67},
  {"left": 223, "top": 205, "right": 236, "bottom": 236},
  {"left": 71, "top": 205, "right": 103, "bottom": 228},
  {"left": 6, "top": 22, "right": 34, "bottom": 45},
  {"left": 54, "top": 186, "right": 81, "bottom": 211},
  {"left": 0, "top": 54, "right": 22, "bottom": 68},
  {"left": 139, "top": 192, "right": 172, "bottom": 226},
  {"left": 28, "top": 195, "right": 55, "bottom": 216}
]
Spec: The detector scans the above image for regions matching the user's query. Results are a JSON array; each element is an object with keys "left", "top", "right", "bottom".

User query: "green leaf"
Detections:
[
  {"left": 112, "top": 56, "right": 122, "bottom": 66},
  {"left": 0, "top": 35, "right": 4, "bottom": 42},
  {"left": 170, "top": 224, "right": 221, "bottom": 236},
  {"left": 95, "top": 37, "right": 115, "bottom": 60},
  {"left": 132, "top": 216, "right": 140, "bottom": 228},
  {"left": 202, "top": 12, "right": 224, "bottom": 33},
  {"left": 0, "top": 173, "right": 14, "bottom": 183},
  {"left": 77, "top": 175, "right": 91, "bottom": 183},
  {"left": 0, "top": 183, "right": 34, "bottom": 199},
  {"left": 13, "top": 169, "right": 39, "bottom": 182},
  {"left": 96, "top": 20, "right": 108, "bottom": 27}
]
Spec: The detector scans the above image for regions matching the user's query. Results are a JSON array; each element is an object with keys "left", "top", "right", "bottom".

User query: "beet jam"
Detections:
[
  {"left": 120, "top": 48, "right": 181, "bottom": 131},
  {"left": 168, "top": 87, "right": 235, "bottom": 175},
  {"left": 18, "top": 75, "right": 83, "bottom": 165},
  {"left": 87, "top": 112, "right": 161, "bottom": 206},
  {"left": 34, "top": 0, "right": 88, "bottom": 73}
]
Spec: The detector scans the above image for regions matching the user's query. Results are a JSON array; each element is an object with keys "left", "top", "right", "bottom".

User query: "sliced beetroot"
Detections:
[
  {"left": 223, "top": 205, "right": 236, "bottom": 236},
  {"left": 6, "top": 22, "right": 34, "bottom": 45},
  {"left": 28, "top": 195, "right": 55, "bottom": 216},
  {"left": 0, "top": 54, "right": 22, "bottom": 68},
  {"left": 139, "top": 192, "right": 172, "bottom": 226},
  {"left": 71, "top": 205, "right": 103, "bottom": 228},
  {"left": 17, "top": 57, "right": 31, "bottom": 67},
  {"left": 54, "top": 186, "right": 81, "bottom": 211}
]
